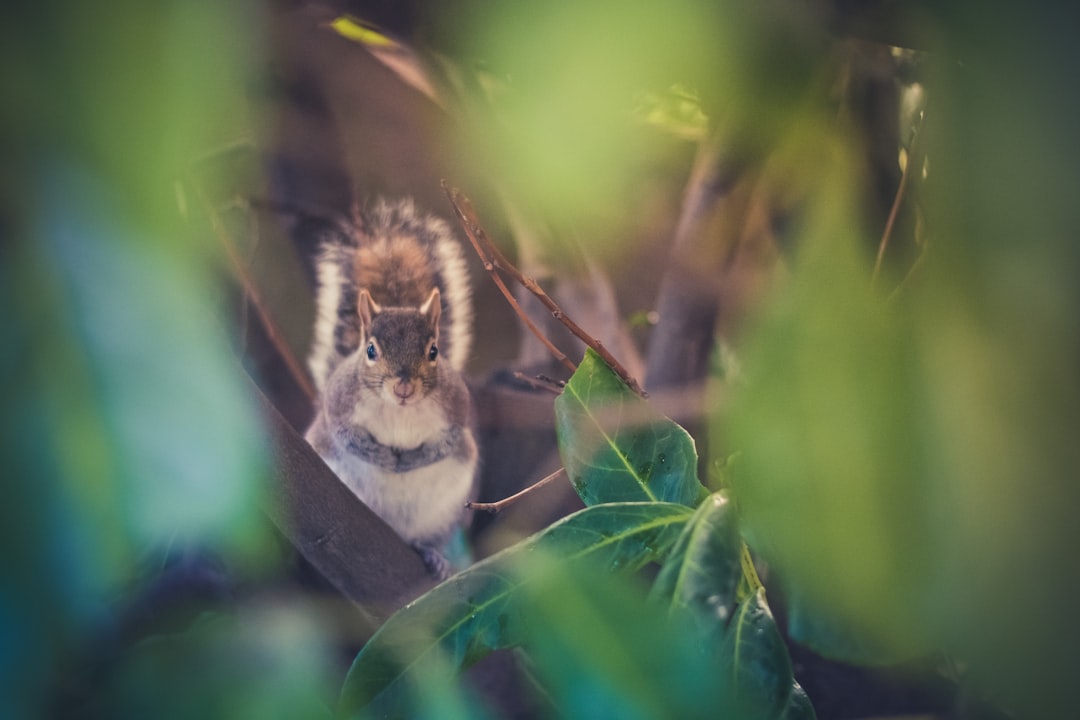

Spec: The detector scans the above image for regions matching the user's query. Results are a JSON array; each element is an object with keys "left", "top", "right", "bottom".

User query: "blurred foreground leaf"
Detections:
[
  {"left": 720, "top": 117, "right": 936, "bottom": 664},
  {"left": 104, "top": 607, "right": 335, "bottom": 720},
  {"left": 436, "top": 0, "right": 827, "bottom": 239},
  {"left": 520, "top": 500, "right": 814, "bottom": 720},
  {"left": 338, "top": 502, "right": 691, "bottom": 718},
  {"left": 521, "top": 564, "right": 725, "bottom": 720},
  {"left": 718, "top": 6, "right": 1080, "bottom": 716},
  {"left": 555, "top": 349, "right": 708, "bottom": 507},
  {"left": 0, "top": 2, "right": 295, "bottom": 718}
]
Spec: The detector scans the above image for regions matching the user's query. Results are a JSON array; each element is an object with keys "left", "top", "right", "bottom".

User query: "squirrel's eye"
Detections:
[
  {"left": 428, "top": 344, "right": 439, "bottom": 362},
  {"left": 366, "top": 342, "right": 378, "bottom": 361}
]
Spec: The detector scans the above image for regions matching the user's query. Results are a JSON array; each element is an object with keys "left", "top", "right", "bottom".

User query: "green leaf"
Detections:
[
  {"left": 649, "top": 494, "right": 815, "bottom": 719},
  {"left": 337, "top": 502, "right": 692, "bottom": 718},
  {"left": 718, "top": 588, "right": 812, "bottom": 720},
  {"left": 778, "top": 684, "right": 816, "bottom": 720},
  {"left": 555, "top": 349, "right": 708, "bottom": 507},
  {"left": 649, "top": 492, "right": 743, "bottom": 646},
  {"left": 718, "top": 136, "right": 936, "bottom": 664},
  {"left": 105, "top": 608, "right": 336, "bottom": 720}
]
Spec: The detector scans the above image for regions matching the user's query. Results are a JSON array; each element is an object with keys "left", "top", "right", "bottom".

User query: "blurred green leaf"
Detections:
[
  {"left": 435, "top": 0, "right": 830, "bottom": 243},
  {"left": 450, "top": 1, "right": 725, "bottom": 220},
  {"left": 785, "top": 590, "right": 902, "bottom": 667},
  {"left": 520, "top": 559, "right": 811, "bottom": 720},
  {"left": 338, "top": 502, "right": 691, "bottom": 718},
  {"left": 717, "top": 7, "right": 1080, "bottom": 716},
  {"left": 719, "top": 122, "right": 936, "bottom": 664},
  {"left": 1, "top": 2, "right": 281, "bottom": 717},
  {"left": 908, "top": 20, "right": 1080, "bottom": 713},
  {"left": 521, "top": 562, "right": 725, "bottom": 720},
  {"left": 104, "top": 607, "right": 335, "bottom": 720},
  {"left": 41, "top": 172, "right": 270, "bottom": 561},
  {"left": 555, "top": 349, "right": 708, "bottom": 507}
]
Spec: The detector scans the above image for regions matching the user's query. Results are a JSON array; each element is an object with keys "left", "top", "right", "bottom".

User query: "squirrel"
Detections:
[{"left": 303, "top": 197, "right": 477, "bottom": 579}]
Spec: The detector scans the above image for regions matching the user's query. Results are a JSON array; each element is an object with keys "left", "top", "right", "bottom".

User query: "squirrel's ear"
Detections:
[
  {"left": 420, "top": 287, "right": 441, "bottom": 333},
  {"left": 358, "top": 290, "right": 381, "bottom": 333}
]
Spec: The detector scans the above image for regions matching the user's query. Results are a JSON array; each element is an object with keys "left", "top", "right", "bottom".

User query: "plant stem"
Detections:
[
  {"left": 467, "top": 467, "right": 567, "bottom": 513},
  {"left": 873, "top": 110, "right": 926, "bottom": 283},
  {"left": 512, "top": 372, "right": 566, "bottom": 395},
  {"left": 442, "top": 181, "right": 648, "bottom": 397},
  {"left": 441, "top": 182, "right": 577, "bottom": 375},
  {"left": 193, "top": 181, "right": 317, "bottom": 403}
]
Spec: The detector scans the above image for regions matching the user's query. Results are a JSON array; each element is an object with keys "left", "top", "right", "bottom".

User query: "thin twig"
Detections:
[
  {"left": 512, "top": 371, "right": 565, "bottom": 395},
  {"left": 440, "top": 182, "right": 577, "bottom": 375},
  {"left": 442, "top": 181, "right": 648, "bottom": 397},
  {"left": 873, "top": 111, "right": 926, "bottom": 283},
  {"left": 467, "top": 467, "right": 567, "bottom": 513},
  {"left": 192, "top": 181, "right": 317, "bottom": 403},
  {"left": 536, "top": 373, "right": 568, "bottom": 391}
]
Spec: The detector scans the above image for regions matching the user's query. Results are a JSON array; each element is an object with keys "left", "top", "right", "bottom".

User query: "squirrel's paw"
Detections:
[{"left": 415, "top": 545, "right": 451, "bottom": 581}]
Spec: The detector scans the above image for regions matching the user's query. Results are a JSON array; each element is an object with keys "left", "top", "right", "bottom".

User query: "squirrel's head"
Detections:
[{"left": 357, "top": 287, "right": 442, "bottom": 406}]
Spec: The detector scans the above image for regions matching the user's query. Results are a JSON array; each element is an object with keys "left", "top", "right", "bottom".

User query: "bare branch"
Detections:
[
  {"left": 512, "top": 372, "right": 565, "bottom": 395},
  {"left": 192, "top": 181, "right": 317, "bottom": 403},
  {"left": 442, "top": 181, "right": 648, "bottom": 397},
  {"left": 441, "top": 182, "right": 577, "bottom": 374},
  {"left": 468, "top": 467, "right": 567, "bottom": 514}
]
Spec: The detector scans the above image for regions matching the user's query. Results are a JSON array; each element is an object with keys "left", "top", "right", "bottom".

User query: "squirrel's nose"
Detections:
[{"left": 393, "top": 378, "right": 415, "bottom": 400}]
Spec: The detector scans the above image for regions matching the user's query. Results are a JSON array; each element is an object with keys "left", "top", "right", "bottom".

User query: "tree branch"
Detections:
[
  {"left": 468, "top": 467, "right": 567, "bottom": 514},
  {"left": 442, "top": 181, "right": 647, "bottom": 397},
  {"left": 192, "top": 182, "right": 317, "bottom": 403}
]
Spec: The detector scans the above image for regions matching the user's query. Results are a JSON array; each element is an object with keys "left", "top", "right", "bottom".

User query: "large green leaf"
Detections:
[
  {"left": 555, "top": 349, "right": 708, "bottom": 507},
  {"left": 649, "top": 493, "right": 815, "bottom": 719},
  {"left": 718, "top": 588, "right": 811, "bottom": 720},
  {"left": 778, "top": 684, "right": 817, "bottom": 720},
  {"left": 649, "top": 492, "right": 742, "bottom": 644},
  {"left": 337, "top": 502, "right": 692, "bottom": 718}
]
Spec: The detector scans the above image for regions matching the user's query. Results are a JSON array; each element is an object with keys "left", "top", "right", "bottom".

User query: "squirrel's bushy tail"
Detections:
[{"left": 307, "top": 197, "right": 473, "bottom": 393}]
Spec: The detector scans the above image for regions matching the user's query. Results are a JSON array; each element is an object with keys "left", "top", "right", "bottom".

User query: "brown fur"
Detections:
[{"left": 353, "top": 234, "right": 435, "bottom": 308}]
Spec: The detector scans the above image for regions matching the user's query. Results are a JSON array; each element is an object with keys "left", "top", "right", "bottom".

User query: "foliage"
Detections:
[
  {"left": 713, "top": 9, "right": 1080, "bottom": 718},
  {"left": 555, "top": 349, "right": 709, "bottom": 507},
  {"left": 1, "top": 2, "right": 331, "bottom": 719},
  {"left": 5, "top": 1, "right": 1078, "bottom": 719},
  {"left": 339, "top": 502, "right": 692, "bottom": 718},
  {"left": 339, "top": 355, "right": 812, "bottom": 719}
]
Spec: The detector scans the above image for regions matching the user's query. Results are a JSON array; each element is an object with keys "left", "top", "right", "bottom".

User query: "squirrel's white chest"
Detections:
[
  {"left": 357, "top": 396, "right": 449, "bottom": 448},
  {"left": 336, "top": 456, "right": 474, "bottom": 545},
  {"left": 326, "top": 397, "right": 476, "bottom": 545}
]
